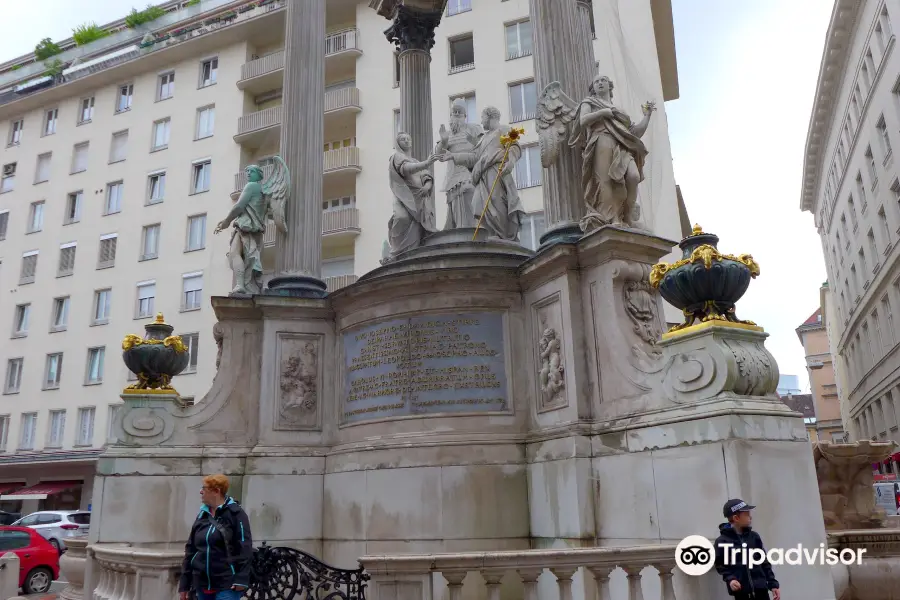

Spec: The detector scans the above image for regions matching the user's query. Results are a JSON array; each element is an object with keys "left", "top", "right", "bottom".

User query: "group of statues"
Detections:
[{"left": 220, "top": 74, "right": 657, "bottom": 293}]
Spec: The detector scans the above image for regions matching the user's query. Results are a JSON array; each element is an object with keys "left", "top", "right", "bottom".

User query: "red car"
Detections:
[{"left": 0, "top": 526, "right": 59, "bottom": 594}]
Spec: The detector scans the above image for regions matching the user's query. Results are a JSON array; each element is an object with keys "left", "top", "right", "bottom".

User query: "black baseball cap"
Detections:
[{"left": 723, "top": 498, "right": 756, "bottom": 518}]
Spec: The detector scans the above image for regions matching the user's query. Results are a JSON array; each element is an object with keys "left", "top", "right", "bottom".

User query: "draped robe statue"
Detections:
[
  {"left": 435, "top": 99, "right": 481, "bottom": 229},
  {"left": 385, "top": 132, "right": 438, "bottom": 259}
]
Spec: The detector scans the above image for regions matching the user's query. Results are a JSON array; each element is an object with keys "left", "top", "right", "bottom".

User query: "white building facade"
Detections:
[
  {"left": 0, "top": 0, "right": 683, "bottom": 512},
  {"left": 802, "top": 0, "right": 900, "bottom": 445}
]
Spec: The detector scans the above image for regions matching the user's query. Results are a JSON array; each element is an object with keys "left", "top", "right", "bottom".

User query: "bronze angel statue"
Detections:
[
  {"left": 214, "top": 157, "right": 290, "bottom": 295},
  {"left": 537, "top": 75, "right": 656, "bottom": 233}
]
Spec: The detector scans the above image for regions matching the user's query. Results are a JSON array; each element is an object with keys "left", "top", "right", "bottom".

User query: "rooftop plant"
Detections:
[
  {"left": 73, "top": 22, "right": 110, "bottom": 46},
  {"left": 44, "top": 58, "right": 65, "bottom": 77},
  {"left": 184, "top": 0, "right": 201, "bottom": 6},
  {"left": 125, "top": 5, "right": 167, "bottom": 29},
  {"left": 34, "top": 38, "right": 62, "bottom": 61}
]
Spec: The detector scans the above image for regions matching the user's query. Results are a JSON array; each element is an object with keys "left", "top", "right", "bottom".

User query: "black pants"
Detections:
[{"left": 735, "top": 590, "right": 770, "bottom": 600}]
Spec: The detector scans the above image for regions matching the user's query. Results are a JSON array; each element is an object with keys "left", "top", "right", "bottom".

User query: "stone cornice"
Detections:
[{"left": 800, "top": 0, "right": 865, "bottom": 215}]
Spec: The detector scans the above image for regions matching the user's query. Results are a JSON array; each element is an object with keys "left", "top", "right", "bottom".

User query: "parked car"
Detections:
[
  {"left": 0, "top": 526, "right": 60, "bottom": 594},
  {"left": 0, "top": 511, "right": 20, "bottom": 525},
  {"left": 12, "top": 510, "right": 90, "bottom": 552}
]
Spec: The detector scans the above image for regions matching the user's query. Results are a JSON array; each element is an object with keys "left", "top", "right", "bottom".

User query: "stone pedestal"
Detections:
[
  {"left": 814, "top": 440, "right": 896, "bottom": 530},
  {"left": 0, "top": 552, "right": 19, "bottom": 600},
  {"left": 58, "top": 537, "right": 88, "bottom": 600}
]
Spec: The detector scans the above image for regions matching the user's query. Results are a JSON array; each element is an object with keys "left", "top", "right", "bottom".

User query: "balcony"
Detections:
[
  {"left": 233, "top": 149, "right": 360, "bottom": 196},
  {"left": 262, "top": 207, "right": 360, "bottom": 246},
  {"left": 325, "top": 274, "right": 358, "bottom": 291},
  {"left": 237, "top": 50, "right": 284, "bottom": 95},
  {"left": 325, "top": 28, "right": 362, "bottom": 81}
]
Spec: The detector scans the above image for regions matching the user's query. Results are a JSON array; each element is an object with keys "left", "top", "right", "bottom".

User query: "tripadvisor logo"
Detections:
[{"left": 675, "top": 535, "right": 867, "bottom": 576}]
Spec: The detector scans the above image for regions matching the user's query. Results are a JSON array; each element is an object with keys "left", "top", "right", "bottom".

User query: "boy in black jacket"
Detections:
[{"left": 714, "top": 499, "right": 781, "bottom": 600}]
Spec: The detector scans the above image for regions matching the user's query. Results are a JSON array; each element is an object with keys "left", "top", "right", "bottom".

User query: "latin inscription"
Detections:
[{"left": 342, "top": 313, "right": 508, "bottom": 423}]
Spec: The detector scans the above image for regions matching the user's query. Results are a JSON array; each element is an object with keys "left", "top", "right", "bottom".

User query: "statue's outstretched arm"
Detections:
[{"left": 216, "top": 184, "right": 257, "bottom": 232}]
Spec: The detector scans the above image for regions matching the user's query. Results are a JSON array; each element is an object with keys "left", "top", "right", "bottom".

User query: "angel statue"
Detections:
[
  {"left": 214, "top": 158, "right": 289, "bottom": 296},
  {"left": 537, "top": 75, "right": 656, "bottom": 232}
]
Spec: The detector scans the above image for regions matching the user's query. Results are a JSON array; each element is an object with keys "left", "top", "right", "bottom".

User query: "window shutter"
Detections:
[
  {"left": 111, "top": 132, "right": 128, "bottom": 162},
  {"left": 138, "top": 284, "right": 156, "bottom": 300},
  {"left": 58, "top": 245, "right": 76, "bottom": 275},
  {"left": 0, "top": 212, "right": 8, "bottom": 240},
  {"left": 73, "top": 144, "right": 88, "bottom": 172},
  {"left": 99, "top": 236, "right": 117, "bottom": 267},
  {"left": 20, "top": 254, "right": 37, "bottom": 282}
]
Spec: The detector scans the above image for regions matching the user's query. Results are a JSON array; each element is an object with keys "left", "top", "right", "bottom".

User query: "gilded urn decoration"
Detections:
[
  {"left": 649, "top": 225, "right": 761, "bottom": 339},
  {"left": 121, "top": 313, "right": 190, "bottom": 394}
]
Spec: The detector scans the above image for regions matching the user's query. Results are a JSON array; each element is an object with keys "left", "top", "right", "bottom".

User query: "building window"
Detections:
[
  {"left": 181, "top": 332, "right": 200, "bottom": 372},
  {"left": 65, "top": 191, "right": 83, "bottom": 225},
  {"left": 44, "top": 353, "right": 63, "bottom": 390},
  {"left": 866, "top": 146, "right": 878, "bottom": 187},
  {"left": 76, "top": 407, "right": 95, "bottom": 446},
  {"left": 182, "top": 272, "right": 203, "bottom": 311},
  {"left": 109, "top": 130, "right": 129, "bottom": 163},
  {"left": 868, "top": 229, "right": 879, "bottom": 270},
  {"left": 505, "top": 20, "right": 533, "bottom": 60},
  {"left": 141, "top": 224, "right": 160, "bottom": 260},
  {"left": 71, "top": 142, "right": 89, "bottom": 173},
  {"left": 93, "top": 289, "right": 111, "bottom": 325},
  {"left": 509, "top": 80, "right": 537, "bottom": 122},
  {"left": 515, "top": 145, "right": 542, "bottom": 189},
  {"left": 881, "top": 6, "right": 894, "bottom": 39},
  {"left": 152, "top": 118, "right": 171, "bottom": 151},
  {"left": 98, "top": 234, "right": 118, "bottom": 269},
  {"left": 848, "top": 194, "right": 859, "bottom": 229},
  {"left": 13, "top": 304, "right": 29, "bottom": 337},
  {"left": 450, "top": 93, "right": 477, "bottom": 124},
  {"left": 43, "top": 108, "right": 58, "bottom": 136},
  {"left": 19, "top": 413, "right": 36, "bottom": 450},
  {"left": 57, "top": 242, "right": 76, "bottom": 278},
  {"left": 136, "top": 281, "right": 156, "bottom": 318},
  {"left": 85, "top": 347, "right": 105, "bottom": 384},
  {"left": 27, "top": 201, "right": 44, "bottom": 233},
  {"left": 105, "top": 181, "right": 123, "bottom": 215},
  {"left": 0, "top": 162, "right": 14, "bottom": 193},
  {"left": 158, "top": 71, "right": 175, "bottom": 100},
  {"left": 8, "top": 119, "right": 23, "bottom": 146},
  {"left": 322, "top": 196, "right": 356, "bottom": 211},
  {"left": 107, "top": 404, "right": 122, "bottom": 443},
  {"left": 449, "top": 35, "right": 475, "bottom": 73},
  {"left": 876, "top": 23, "right": 887, "bottom": 55},
  {"left": 186, "top": 214, "right": 206, "bottom": 251},
  {"left": 79, "top": 96, "right": 94, "bottom": 124},
  {"left": 192, "top": 159, "right": 211, "bottom": 193},
  {"left": 116, "top": 83, "right": 133, "bottom": 113},
  {"left": 878, "top": 115, "right": 893, "bottom": 160},
  {"left": 19, "top": 251, "right": 38, "bottom": 285},
  {"left": 147, "top": 171, "right": 166, "bottom": 204},
  {"left": 51, "top": 296, "right": 70, "bottom": 331},
  {"left": 447, "top": 0, "right": 472, "bottom": 16},
  {"left": 199, "top": 57, "right": 218, "bottom": 87},
  {"left": 0, "top": 415, "right": 8, "bottom": 450},
  {"left": 47, "top": 410, "right": 66, "bottom": 447},
  {"left": 196, "top": 105, "right": 215, "bottom": 139},
  {"left": 882, "top": 295, "right": 895, "bottom": 349},
  {"left": 34, "top": 152, "right": 51, "bottom": 184},
  {"left": 878, "top": 206, "right": 892, "bottom": 250},
  {"left": 872, "top": 310, "right": 885, "bottom": 360},
  {"left": 4, "top": 359, "right": 22, "bottom": 395},
  {"left": 520, "top": 211, "right": 546, "bottom": 251},
  {"left": 862, "top": 62, "right": 872, "bottom": 93},
  {"left": 841, "top": 215, "right": 849, "bottom": 243}
]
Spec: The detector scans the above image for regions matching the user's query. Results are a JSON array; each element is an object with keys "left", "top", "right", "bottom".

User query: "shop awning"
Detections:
[
  {"left": 0, "top": 480, "right": 81, "bottom": 500},
  {"left": 0, "top": 483, "right": 25, "bottom": 496}
]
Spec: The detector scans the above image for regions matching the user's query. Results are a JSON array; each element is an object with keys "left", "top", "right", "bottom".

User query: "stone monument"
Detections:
[
  {"left": 385, "top": 132, "right": 438, "bottom": 259},
  {"left": 434, "top": 98, "right": 480, "bottom": 230}
]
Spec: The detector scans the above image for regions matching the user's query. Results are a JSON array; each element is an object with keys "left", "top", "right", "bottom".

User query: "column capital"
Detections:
[{"left": 385, "top": 5, "right": 442, "bottom": 52}]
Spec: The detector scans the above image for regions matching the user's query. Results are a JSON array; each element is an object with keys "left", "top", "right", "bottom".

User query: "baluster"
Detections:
[
  {"left": 444, "top": 570, "right": 467, "bottom": 600},
  {"left": 92, "top": 566, "right": 104, "bottom": 600},
  {"left": 517, "top": 569, "right": 543, "bottom": 600},
  {"left": 550, "top": 568, "right": 577, "bottom": 600},
  {"left": 622, "top": 566, "right": 645, "bottom": 600},
  {"left": 654, "top": 564, "right": 677, "bottom": 600},
  {"left": 586, "top": 566, "right": 613, "bottom": 600},
  {"left": 481, "top": 569, "right": 505, "bottom": 600}
]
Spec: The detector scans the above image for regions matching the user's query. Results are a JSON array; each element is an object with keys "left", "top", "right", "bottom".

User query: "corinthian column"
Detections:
[
  {"left": 530, "top": 0, "right": 597, "bottom": 244},
  {"left": 267, "top": 0, "right": 328, "bottom": 297}
]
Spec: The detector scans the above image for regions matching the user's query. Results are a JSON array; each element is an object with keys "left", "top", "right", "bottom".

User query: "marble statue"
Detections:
[
  {"left": 539, "top": 327, "right": 565, "bottom": 406},
  {"left": 537, "top": 75, "right": 655, "bottom": 232},
  {"left": 214, "top": 158, "right": 289, "bottom": 295},
  {"left": 435, "top": 99, "right": 481, "bottom": 229},
  {"left": 386, "top": 132, "right": 439, "bottom": 258},
  {"left": 436, "top": 106, "right": 525, "bottom": 241}
]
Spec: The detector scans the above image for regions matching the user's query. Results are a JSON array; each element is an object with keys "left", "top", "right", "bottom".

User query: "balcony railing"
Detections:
[
  {"left": 511, "top": 111, "right": 536, "bottom": 123},
  {"left": 324, "top": 147, "right": 361, "bottom": 172},
  {"left": 359, "top": 545, "right": 682, "bottom": 600},
  {"left": 325, "top": 87, "right": 361, "bottom": 113},
  {"left": 236, "top": 105, "right": 282, "bottom": 137},
  {"left": 239, "top": 50, "right": 284, "bottom": 82},
  {"left": 263, "top": 207, "right": 360, "bottom": 246},
  {"left": 449, "top": 62, "right": 476, "bottom": 74},
  {"left": 325, "top": 274, "right": 358, "bottom": 291},
  {"left": 326, "top": 28, "right": 360, "bottom": 56}
]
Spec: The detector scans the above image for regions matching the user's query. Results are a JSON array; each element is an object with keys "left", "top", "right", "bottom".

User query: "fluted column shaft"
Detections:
[
  {"left": 399, "top": 49, "right": 433, "bottom": 161},
  {"left": 270, "top": 0, "right": 327, "bottom": 296},
  {"left": 530, "top": 0, "right": 597, "bottom": 241}
]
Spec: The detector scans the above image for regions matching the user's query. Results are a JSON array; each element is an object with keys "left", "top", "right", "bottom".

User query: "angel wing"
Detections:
[
  {"left": 536, "top": 81, "right": 579, "bottom": 168},
  {"left": 263, "top": 155, "right": 291, "bottom": 235}
]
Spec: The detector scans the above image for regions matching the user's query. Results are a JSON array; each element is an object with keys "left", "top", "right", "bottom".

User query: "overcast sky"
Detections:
[{"left": 0, "top": 0, "right": 835, "bottom": 391}]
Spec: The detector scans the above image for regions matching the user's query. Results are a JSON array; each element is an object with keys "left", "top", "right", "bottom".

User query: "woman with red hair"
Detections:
[{"left": 178, "top": 474, "right": 253, "bottom": 600}]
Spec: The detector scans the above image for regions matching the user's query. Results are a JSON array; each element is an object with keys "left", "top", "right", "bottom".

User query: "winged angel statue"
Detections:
[
  {"left": 537, "top": 75, "right": 655, "bottom": 232},
  {"left": 214, "top": 157, "right": 290, "bottom": 296}
]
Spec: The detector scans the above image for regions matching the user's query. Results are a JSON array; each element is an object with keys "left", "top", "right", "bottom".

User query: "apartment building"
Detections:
[
  {"left": 796, "top": 301, "right": 846, "bottom": 442},
  {"left": 0, "top": 0, "right": 682, "bottom": 511},
  {"left": 801, "top": 0, "right": 900, "bottom": 446}
]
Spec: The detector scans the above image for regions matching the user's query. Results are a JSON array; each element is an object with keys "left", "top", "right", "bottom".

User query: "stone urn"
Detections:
[
  {"left": 814, "top": 440, "right": 896, "bottom": 530},
  {"left": 649, "top": 224, "right": 761, "bottom": 336},
  {"left": 58, "top": 537, "right": 88, "bottom": 600},
  {"left": 122, "top": 313, "right": 189, "bottom": 392}
]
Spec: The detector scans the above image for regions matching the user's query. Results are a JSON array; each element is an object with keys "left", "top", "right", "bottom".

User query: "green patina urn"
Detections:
[{"left": 121, "top": 313, "right": 190, "bottom": 393}]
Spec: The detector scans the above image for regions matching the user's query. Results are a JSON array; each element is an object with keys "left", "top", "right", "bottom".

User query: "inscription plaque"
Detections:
[{"left": 342, "top": 312, "right": 509, "bottom": 423}]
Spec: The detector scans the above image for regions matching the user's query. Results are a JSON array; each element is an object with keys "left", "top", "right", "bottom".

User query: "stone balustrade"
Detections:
[
  {"left": 59, "top": 537, "right": 88, "bottom": 600},
  {"left": 89, "top": 544, "right": 183, "bottom": 600},
  {"left": 240, "top": 50, "right": 285, "bottom": 81},
  {"left": 359, "top": 545, "right": 681, "bottom": 600},
  {"left": 237, "top": 105, "right": 283, "bottom": 137}
]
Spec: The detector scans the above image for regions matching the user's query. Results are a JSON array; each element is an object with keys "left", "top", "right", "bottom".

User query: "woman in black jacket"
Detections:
[{"left": 179, "top": 474, "right": 254, "bottom": 600}]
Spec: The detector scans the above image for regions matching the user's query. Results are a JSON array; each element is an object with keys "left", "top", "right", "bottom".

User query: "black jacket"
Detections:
[
  {"left": 714, "top": 523, "right": 779, "bottom": 596},
  {"left": 178, "top": 497, "right": 253, "bottom": 593}
]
